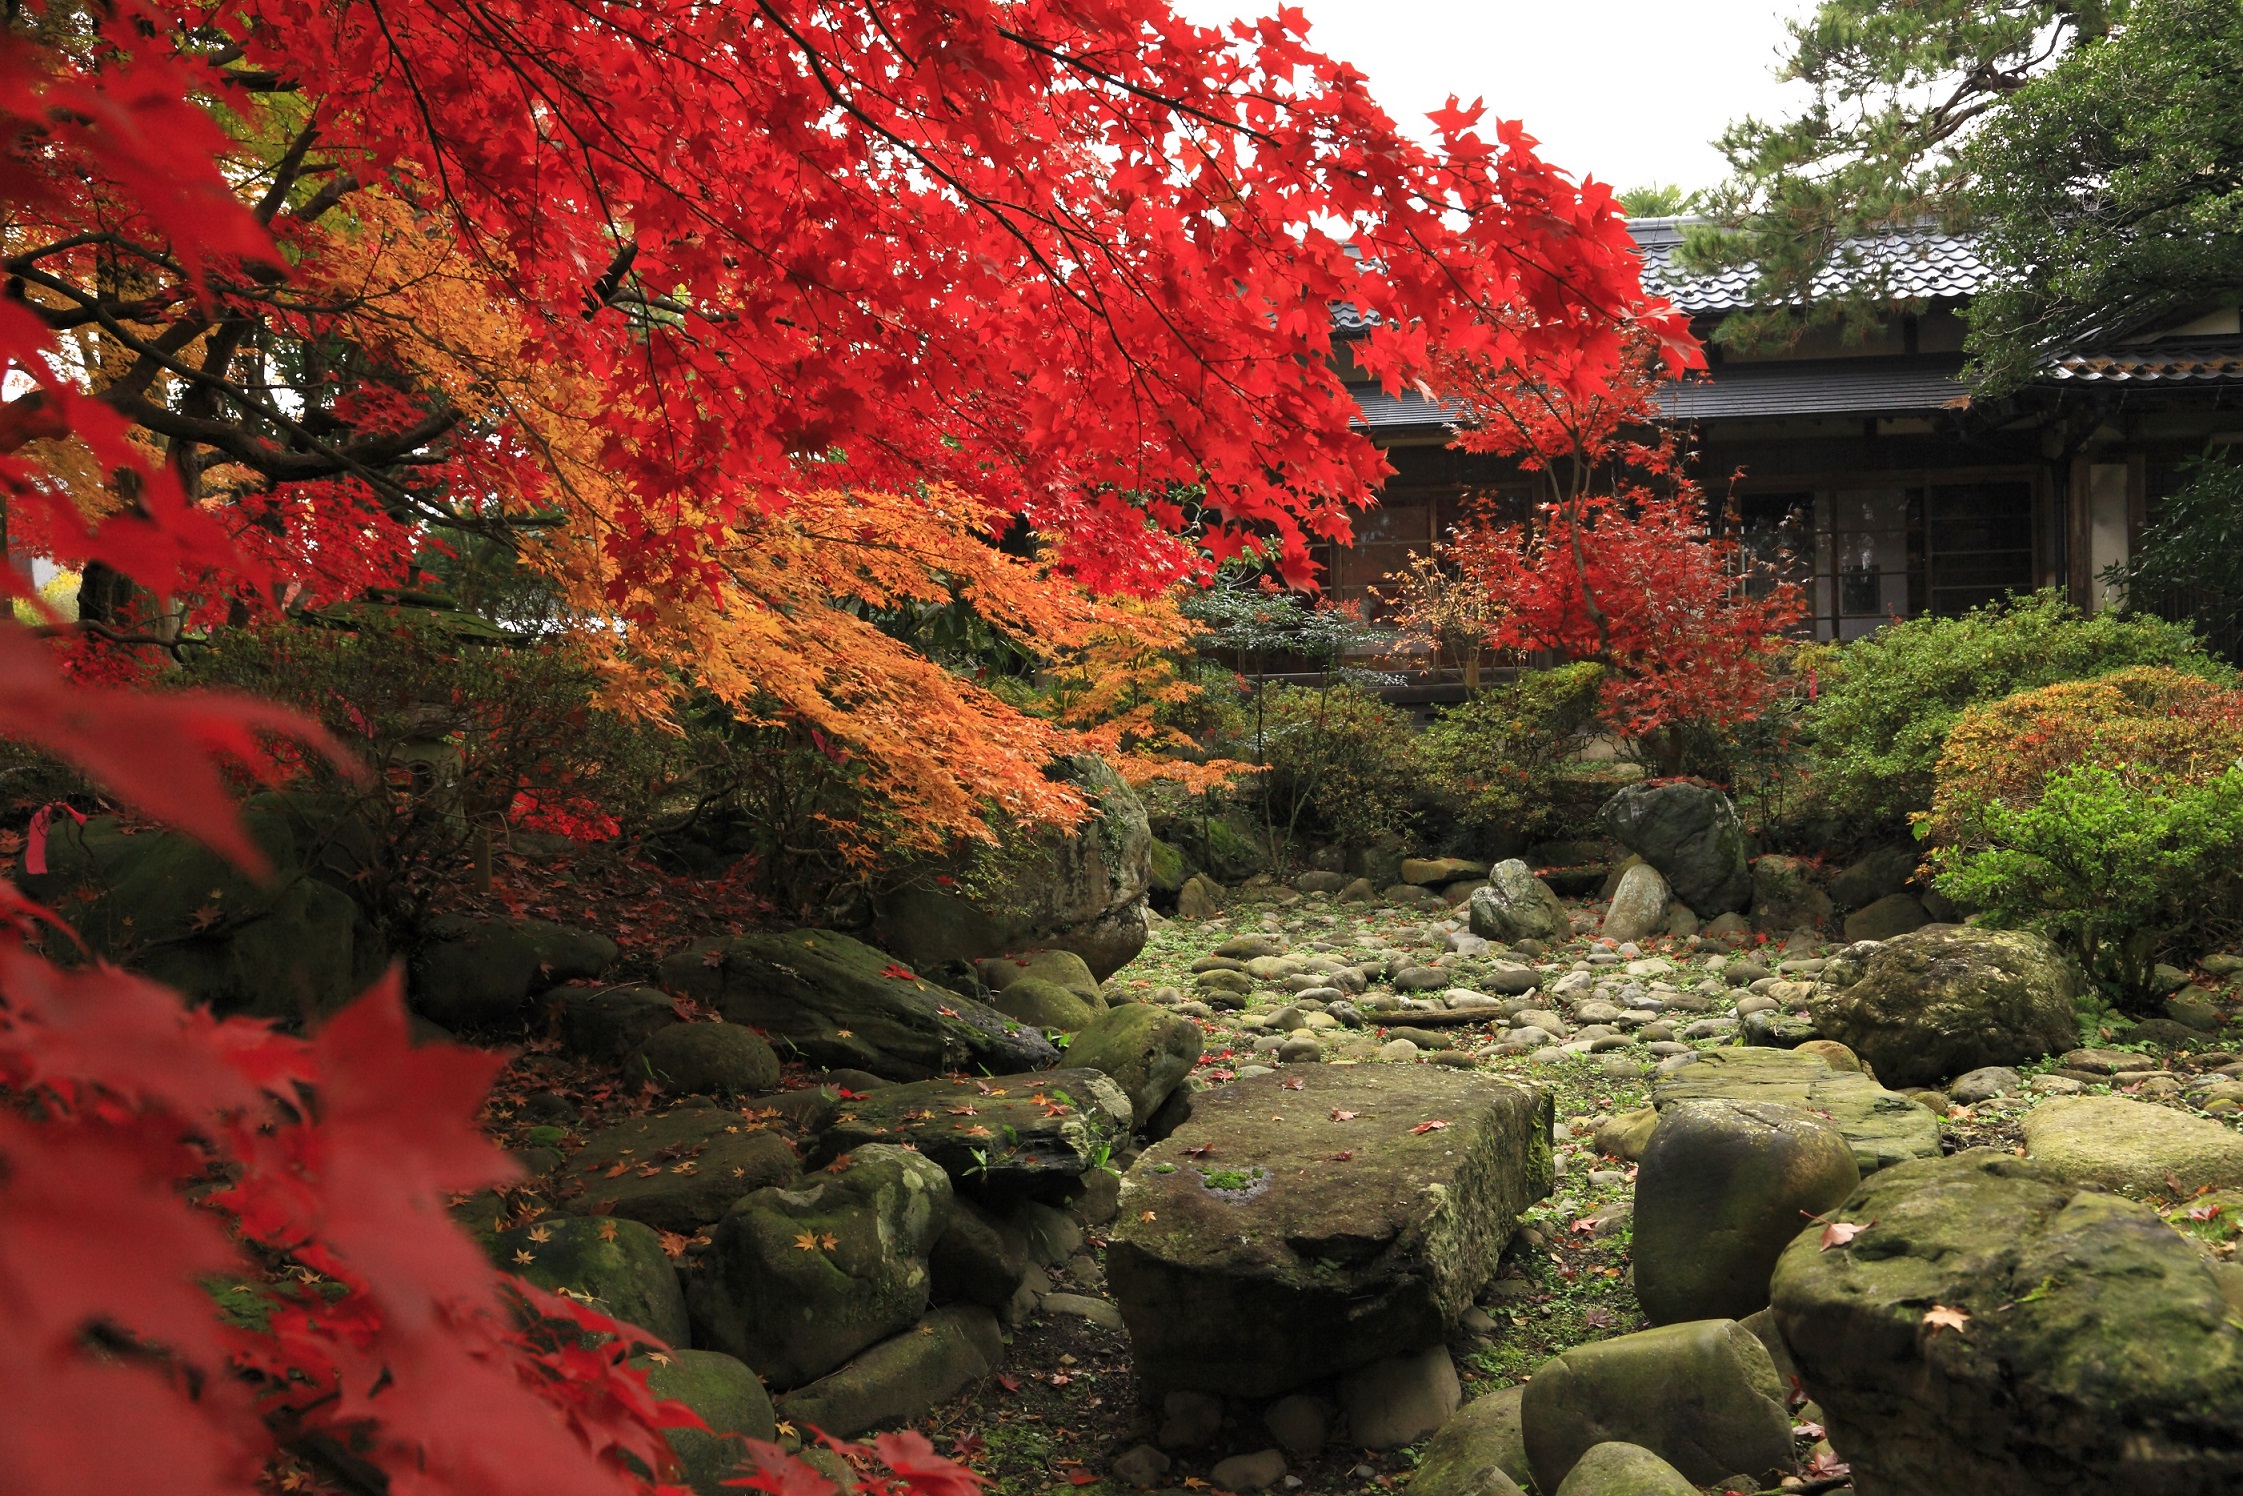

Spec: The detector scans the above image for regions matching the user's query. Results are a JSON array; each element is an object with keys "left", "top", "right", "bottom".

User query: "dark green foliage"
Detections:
[
  {"left": 1682, "top": 0, "right": 2119, "bottom": 348},
  {"left": 1929, "top": 763, "right": 2243, "bottom": 1008},
  {"left": 2122, "top": 450, "right": 2243, "bottom": 652},
  {"left": 1244, "top": 683, "right": 1419, "bottom": 865},
  {"left": 189, "top": 612, "right": 680, "bottom": 923},
  {"left": 1965, "top": 0, "right": 2243, "bottom": 394},
  {"left": 1801, "top": 591, "right": 2225, "bottom": 827},
  {"left": 1419, "top": 664, "right": 1607, "bottom": 842}
]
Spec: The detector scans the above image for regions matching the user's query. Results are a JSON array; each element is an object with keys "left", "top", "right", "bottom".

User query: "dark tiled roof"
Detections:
[
  {"left": 1626, "top": 216, "right": 1989, "bottom": 314},
  {"left": 1658, "top": 357, "right": 1972, "bottom": 419},
  {"left": 2045, "top": 339, "right": 2243, "bottom": 384},
  {"left": 1346, "top": 382, "right": 1453, "bottom": 433},
  {"left": 1347, "top": 356, "right": 1973, "bottom": 432}
]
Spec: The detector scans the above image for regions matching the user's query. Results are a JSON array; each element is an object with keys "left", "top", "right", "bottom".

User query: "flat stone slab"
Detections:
[
  {"left": 1107, "top": 1067, "right": 1552, "bottom": 1396},
  {"left": 1652, "top": 1047, "right": 1941, "bottom": 1176},
  {"left": 658, "top": 929, "right": 1059, "bottom": 1080},
  {"left": 803, "top": 1069, "right": 1132, "bottom": 1202},
  {"left": 554, "top": 1107, "right": 801, "bottom": 1232},
  {"left": 2021, "top": 1095, "right": 2243, "bottom": 1196}
]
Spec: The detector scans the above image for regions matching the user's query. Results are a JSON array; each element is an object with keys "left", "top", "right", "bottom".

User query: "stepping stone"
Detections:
[
  {"left": 1652, "top": 1047, "right": 1940, "bottom": 1175},
  {"left": 803, "top": 1069, "right": 1132, "bottom": 1201},
  {"left": 1107, "top": 1066, "right": 1552, "bottom": 1397},
  {"left": 2021, "top": 1095, "right": 2243, "bottom": 1195}
]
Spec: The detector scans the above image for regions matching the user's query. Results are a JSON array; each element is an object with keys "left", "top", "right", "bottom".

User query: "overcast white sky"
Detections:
[{"left": 1169, "top": 0, "right": 1821, "bottom": 197}]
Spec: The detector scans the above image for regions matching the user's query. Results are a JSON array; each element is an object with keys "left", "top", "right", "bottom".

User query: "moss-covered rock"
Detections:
[
  {"left": 870, "top": 754, "right": 1153, "bottom": 979},
  {"left": 1632, "top": 1101, "right": 1860, "bottom": 1325},
  {"left": 1770, "top": 1148, "right": 2243, "bottom": 1494},
  {"left": 1520, "top": 1320, "right": 1794, "bottom": 1490},
  {"left": 28, "top": 809, "right": 372, "bottom": 1022},
  {"left": 1812, "top": 924, "right": 2082, "bottom": 1088},
  {"left": 1651, "top": 1047, "right": 1942, "bottom": 1176},
  {"left": 557, "top": 1108, "right": 800, "bottom": 1233},
  {"left": 773, "top": 1306, "right": 1003, "bottom": 1439},
  {"left": 1107, "top": 1067, "right": 1552, "bottom": 1397},
  {"left": 628, "top": 1349, "right": 774, "bottom": 1496},
  {"left": 630, "top": 1022, "right": 781, "bottom": 1096},
  {"left": 1467, "top": 861, "right": 1574, "bottom": 944},
  {"left": 979, "top": 948, "right": 1106, "bottom": 1007},
  {"left": 657, "top": 929, "right": 1059, "bottom": 1081},
  {"left": 1148, "top": 837, "right": 1189, "bottom": 896},
  {"left": 2020, "top": 1095, "right": 2243, "bottom": 1195},
  {"left": 1597, "top": 781, "right": 1753, "bottom": 917},
  {"left": 685, "top": 1144, "right": 953, "bottom": 1389},
  {"left": 413, "top": 915, "right": 617, "bottom": 1029},
  {"left": 554, "top": 984, "right": 683, "bottom": 1059},
  {"left": 1553, "top": 1442, "right": 1698, "bottom": 1496},
  {"left": 1748, "top": 855, "right": 1832, "bottom": 934},
  {"left": 803, "top": 1069, "right": 1131, "bottom": 1201},
  {"left": 985, "top": 976, "right": 1098, "bottom": 1032},
  {"left": 1065, "top": 1003, "right": 1204, "bottom": 1127},
  {"left": 1411, "top": 1384, "right": 1530, "bottom": 1496},
  {"left": 494, "top": 1214, "right": 687, "bottom": 1348}
]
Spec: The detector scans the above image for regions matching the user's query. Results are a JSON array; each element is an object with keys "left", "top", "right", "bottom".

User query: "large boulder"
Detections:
[
  {"left": 413, "top": 915, "right": 618, "bottom": 1029},
  {"left": 1597, "top": 782, "right": 1752, "bottom": 917},
  {"left": 1811, "top": 925, "right": 2083, "bottom": 1088},
  {"left": 870, "top": 754, "right": 1153, "bottom": 980},
  {"left": 1521, "top": 1319, "right": 1794, "bottom": 1490},
  {"left": 1632, "top": 1101, "right": 1860, "bottom": 1325},
  {"left": 1770, "top": 1149, "right": 2243, "bottom": 1495},
  {"left": 1468, "top": 861, "right": 1574, "bottom": 944},
  {"left": 2020, "top": 1095, "right": 2243, "bottom": 1195},
  {"left": 803, "top": 1069, "right": 1133, "bottom": 1201},
  {"left": 659, "top": 929, "right": 1060, "bottom": 1081},
  {"left": 773, "top": 1306, "right": 1003, "bottom": 1439},
  {"left": 1828, "top": 844, "right": 1920, "bottom": 912},
  {"left": 1748, "top": 855, "right": 1832, "bottom": 934},
  {"left": 1412, "top": 1386, "right": 1531, "bottom": 1496},
  {"left": 1107, "top": 1067, "right": 1552, "bottom": 1396},
  {"left": 983, "top": 977, "right": 1099, "bottom": 1032},
  {"left": 1843, "top": 893, "right": 1932, "bottom": 944},
  {"left": 628, "top": 1349, "right": 774, "bottom": 1496},
  {"left": 685, "top": 1144, "right": 953, "bottom": 1389},
  {"left": 1064, "top": 1004, "right": 1205, "bottom": 1128},
  {"left": 557, "top": 1108, "right": 801, "bottom": 1233},
  {"left": 553, "top": 984, "right": 684, "bottom": 1059},
  {"left": 979, "top": 948, "right": 1105, "bottom": 1007},
  {"left": 494, "top": 1215, "right": 689, "bottom": 1348},
  {"left": 631, "top": 1022, "right": 781, "bottom": 1096},
  {"left": 1651, "top": 1047, "right": 1941, "bottom": 1177},
  {"left": 1601, "top": 863, "right": 1672, "bottom": 944},
  {"left": 28, "top": 807, "right": 375, "bottom": 1023}
]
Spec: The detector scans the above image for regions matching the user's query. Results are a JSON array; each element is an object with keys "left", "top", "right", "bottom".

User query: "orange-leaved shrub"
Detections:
[{"left": 1925, "top": 666, "right": 2243, "bottom": 844}]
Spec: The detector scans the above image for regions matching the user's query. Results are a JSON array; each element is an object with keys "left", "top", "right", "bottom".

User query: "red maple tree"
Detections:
[
  {"left": 0, "top": 2, "right": 1678, "bottom": 1490},
  {"left": 1440, "top": 329, "right": 1805, "bottom": 773}
]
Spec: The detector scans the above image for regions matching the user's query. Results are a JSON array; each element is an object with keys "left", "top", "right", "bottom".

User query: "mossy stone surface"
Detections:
[
  {"left": 1520, "top": 1319, "right": 1793, "bottom": 1490},
  {"left": 558, "top": 1108, "right": 800, "bottom": 1233},
  {"left": 657, "top": 928, "right": 1059, "bottom": 1080},
  {"left": 1108, "top": 1067, "right": 1552, "bottom": 1396},
  {"left": 803, "top": 1068, "right": 1131, "bottom": 1202},
  {"left": 1651, "top": 1047, "right": 1941, "bottom": 1176},
  {"left": 1064, "top": 1003, "right": 1204, "bottom": 1127},
  {"left": 1812, "top": 925, "right": 2082, "bottom": 1088},
  {"left": 628, "top": 1348, "right": 774, "bottom": 1496},
  {"left": 494, "top": 1214, "right": 688, "bottom": 1348},
  {"left": 1411, "top": 1383, "right": 1530, "bottom": 1496},
  {"left": 631, "top": 1021, "right": 781, "bottom": 1096},
  {"left": 1771, "top": 1148, "right": 2243, "bottom": 1495},
  {"left": 685, "top": 1144, "right": 953, "bottom": 1389}
]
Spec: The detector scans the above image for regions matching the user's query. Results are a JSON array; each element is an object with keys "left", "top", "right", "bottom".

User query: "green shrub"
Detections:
[
  {"left": 1802, "top": 591, "right": 2225, "bottom": 827},
  {"left": 1419, "top": 663, "right": 1607, "bottom": 842},
  {"left": 1245, "top": 682, "right": 1418, "bottom": 864},
  {"left": 189, "top": 612, "right": 681, "bottom": 923},
  {"left": 1928, "top": 762, "right": 2243, "bottom": 1009}
]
